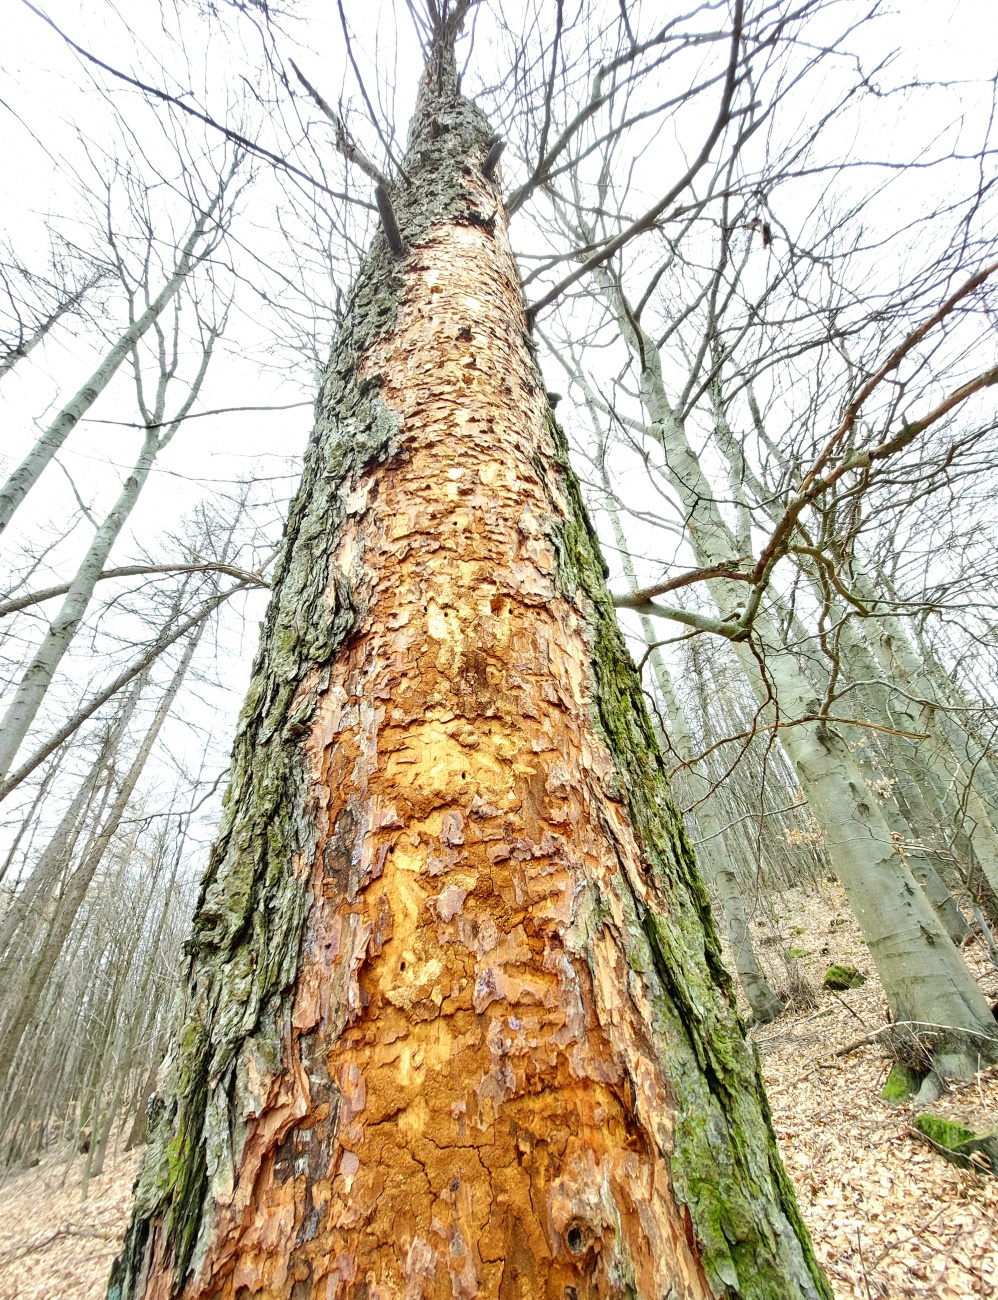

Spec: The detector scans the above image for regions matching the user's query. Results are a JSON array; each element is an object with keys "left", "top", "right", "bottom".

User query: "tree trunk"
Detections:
[
  {"left": 0, "top": 635, "right": 197, "bottom": 1083},
  {"left": 109, "top": 38, "right": 828, "bottom": 1300},
  {"left": 0, "top": 334, "right": 213, "bottom": 784},
  {"left": 599, "top": 476, "right": 783, "bottom": 1023},
  {"left": 849, "top": 567, "right": 998, "bottom": 899},
  {"left": 594, "top": 283, "right": 997, "bottom": 1078},
  {"left": 0, "top": 270, "right": 105, "bottom": 383},
  {"left": 705, "top": 383, "right": 974, "bottom": 943},
  {"left": 125, "top": 1058, "right": 164, "bottom": 1151},
  {"left": 0, "top": 198, "right": 219, "bottom": 535},
  {"left": 0, "top": 680, "right": 142, "bottom": 961},
  {"left": 88, "top": 852, "right": 182, "bottom": 1180}
]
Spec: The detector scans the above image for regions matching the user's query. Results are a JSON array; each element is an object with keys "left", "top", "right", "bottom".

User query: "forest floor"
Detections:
[
  {"left": 0, "top": 881, "right": 995, "bottom": 1299},
  {"left": 747, "top": 879, "right": 998, "bottom": 1299}
]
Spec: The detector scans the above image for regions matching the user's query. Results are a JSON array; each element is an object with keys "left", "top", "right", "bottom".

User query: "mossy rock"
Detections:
[
  {"left": 882, "top": 1062, "right": 922, "bottom": 1104},
  {"left": 823, "top": 964, "right": 865, "bottom": 990},
  {"left": 914, "top": 1114, "right": 998, "bottom": 1174}
]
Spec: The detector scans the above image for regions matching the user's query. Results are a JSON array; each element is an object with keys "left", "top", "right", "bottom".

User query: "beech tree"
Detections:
[{"left": 108, "top": 4, "right": 834, "bottom": 1298}]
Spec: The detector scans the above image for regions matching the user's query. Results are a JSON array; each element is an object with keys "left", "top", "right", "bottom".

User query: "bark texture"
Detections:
[{"left": 110, "top": 50, "right": 828, "bottom": 1300}]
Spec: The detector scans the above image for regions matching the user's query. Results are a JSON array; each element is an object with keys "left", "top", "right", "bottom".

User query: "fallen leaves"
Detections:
[
  {"left": 0, "top": 1144, "right": 140, "bottom": 1300},
  {"left": 746, "top": 882, "right": 998, "bottom": 1299},
  {"left": 0, "top": 882, "right": 994, "bottom": 1297}
]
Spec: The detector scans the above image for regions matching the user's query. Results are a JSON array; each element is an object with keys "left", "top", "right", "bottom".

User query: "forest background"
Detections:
[{"left": 1, "top": 0, "right": 997, "bottom": 1294}]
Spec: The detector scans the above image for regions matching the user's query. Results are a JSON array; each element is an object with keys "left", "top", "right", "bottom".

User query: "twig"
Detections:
[
  {"left": 828, "top": 990, "right": 871, "bottom": 1028},
  {"left": 0, "top": 1224, "right": 115, "bottom": 1268},
  {"left": 375, "top": 184, "right": 405, "bottom": 257}
]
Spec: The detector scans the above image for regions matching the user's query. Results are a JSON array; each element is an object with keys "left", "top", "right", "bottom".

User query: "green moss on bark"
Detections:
[
  {"left": 915, "top": 1114, "right": 997, "bottom": 1172},
  {"left": 112, "top": 36, "right": 829, "bottom": 1298},
  {"left": 823, "top": 964, "right": 865, "bottom": 990},
  {"left": 541, "top": 413, "right": 831, "bottom": 1299},
  {"left": 882, "top": 1062, "right": 923, "bottom": 1103}
]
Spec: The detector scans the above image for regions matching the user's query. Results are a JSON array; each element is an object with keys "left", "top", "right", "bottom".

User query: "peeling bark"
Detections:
[{"left": 110, "top": 42, "right": 829, "bottom": 1300}]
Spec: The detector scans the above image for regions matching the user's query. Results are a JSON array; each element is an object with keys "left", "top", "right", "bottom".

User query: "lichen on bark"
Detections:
[{"left": 110, "top": 32, "right": 830, "bottom": 1300}]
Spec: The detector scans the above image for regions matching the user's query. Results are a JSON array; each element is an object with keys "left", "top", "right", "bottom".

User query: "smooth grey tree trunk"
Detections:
[
  {"left": 595, "top": 289, "right": 998, "bottom": 1075},
  {"left": 601, "top": 479, "right": 784, "bottom": 1021},
  {"left": 0, "top": 270, "right": 107, "bottom": 383},
  {"left": 0, "top": 339, "right": 214, "bottom": 783},
  {"left": 0, "top": 200, "right": 219, "bottom": 534},
  {"left": 707, "top": 381, "right": 973, "bottom": 949}
]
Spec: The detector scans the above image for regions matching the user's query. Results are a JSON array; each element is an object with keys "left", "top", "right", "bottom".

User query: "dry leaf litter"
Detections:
[{"left": 0, "top": 882, "right": 994, "bottom": 1298}]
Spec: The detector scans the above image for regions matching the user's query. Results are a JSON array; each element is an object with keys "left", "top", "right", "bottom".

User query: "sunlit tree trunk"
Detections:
[{"left": 109, "top": 30, "right": 829, "bottom": 1300}]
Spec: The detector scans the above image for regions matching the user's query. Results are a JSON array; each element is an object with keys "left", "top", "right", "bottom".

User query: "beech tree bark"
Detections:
[
  {"left": 109, "top": 25, "right": 829, "bottom": 1300},
  {"left": 585, "top": 276, "right": 998, "bottom": 1083}
]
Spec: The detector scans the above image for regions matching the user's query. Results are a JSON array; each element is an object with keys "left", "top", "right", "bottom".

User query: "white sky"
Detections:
[{"left": 1, "top": 0, "right": 995, "bottom": 866}]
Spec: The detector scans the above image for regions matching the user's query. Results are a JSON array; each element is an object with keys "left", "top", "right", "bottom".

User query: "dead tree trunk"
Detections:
[{"left": 109, "top": 28, "right": 829, "bottom": 1300}]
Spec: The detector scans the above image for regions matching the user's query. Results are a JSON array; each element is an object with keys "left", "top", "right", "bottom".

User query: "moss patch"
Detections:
[
  {"left": 823, "top": 964, "right": 865, "bottom": 990},
  {"left": 914, "top": 1114, "right": 997, "bottom": 1173},
  {"left": 111, "top": 46, "right": 530, "bottom": 1297},
  {"left": 540, "top": 412, "right": 831, "bottom": 1298},
  {"left": 882, "top": 1062, "right": 922, "bottom": 1103}
]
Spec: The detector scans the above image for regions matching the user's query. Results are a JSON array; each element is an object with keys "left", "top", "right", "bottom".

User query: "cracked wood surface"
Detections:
[
  {"left": 169, "top": 199, "right": 711, "bottom": 1300},
  {"left": 115, "top": 46, "right": 829, "bottom": 1300}
]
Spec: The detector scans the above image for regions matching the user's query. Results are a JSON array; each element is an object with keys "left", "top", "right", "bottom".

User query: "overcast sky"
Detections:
[{"left": 1, "top": 0, "right": 995, "bottom": 864}]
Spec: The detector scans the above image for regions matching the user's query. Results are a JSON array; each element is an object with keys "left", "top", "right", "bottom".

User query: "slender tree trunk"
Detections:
[
  {"left": 850, "top": 568, "right": 998, "bottom": 898},
  {"left": 657, "top": 655, "right": 785, "bottom": 1023},
  {"left": 600, "top": 479, "right": 783, "bottom": 1022},
  {"left": 906, "top": 609, "right": 998, "bottom": 810},
  {"left": 0, "top": 682, "right": 142, "bottom": 959},
  {"left": 0, "top": 635, "right": 197, "bottom": 1082},
  {"left": 0, "top": 200, "right": 218, "bottom": 535},
  {"left": 0, "top": 333, "right": 213, "bottom": 784},
  {"left": 707, "top": 400, "right": 973, "bottom": 938},
  {"left": 110, "top": 36, "right": 828, "bottom": 1300},
  {"left": 594, "top": 288, "right": 997, "bottom": 1078},
  {"left": 0, "top": 582, "right": 241, "bottom": 802},
  {"left": 0, "top": 272, "right": 105, "bottom": 383},
  {"left": 723, "top": 566, "right": 995, "bottom": 1072},
  {"left": 125, "top": 1057, "right": 164, "bottom": 1152},
  {"left": 88, "top": 851, "right": 182, "bottom": 1180},
  {"left": 0, "top": 759, "right": 61, "bottom": 885}
]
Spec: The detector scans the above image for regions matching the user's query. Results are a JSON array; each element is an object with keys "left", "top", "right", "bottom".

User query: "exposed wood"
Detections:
[{"left": 110, "top": 35, "right": 829, "bottom": 1300}]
